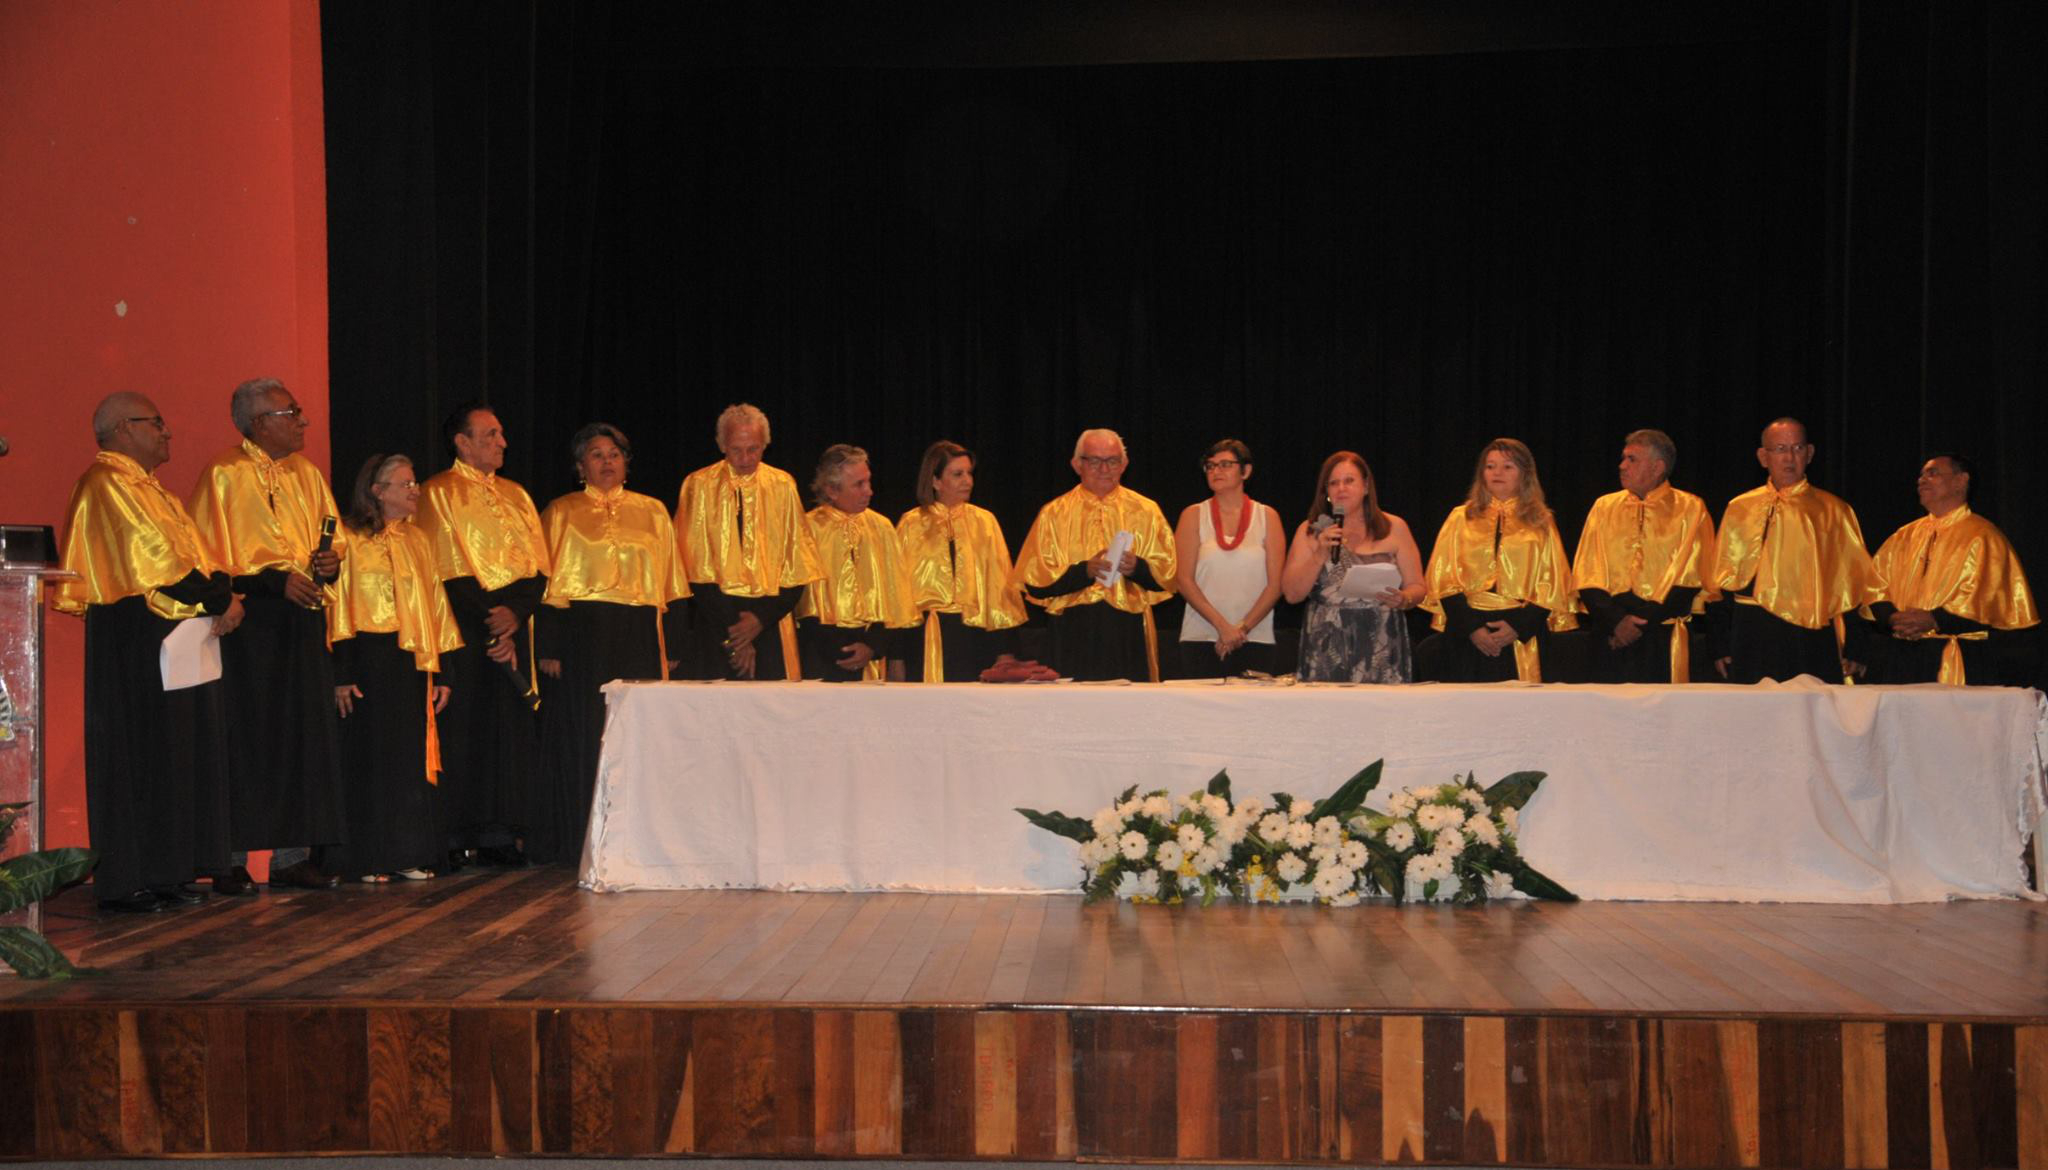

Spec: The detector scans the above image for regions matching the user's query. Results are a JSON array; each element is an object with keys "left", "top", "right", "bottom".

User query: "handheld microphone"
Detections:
[
  {"left": 498, "top": 651, "right": 542, "bottom": 712},
  {"left": 315, "top": 515, "right": 336, "bottom": 554},
  {"left": 1328, "top": 503, "right": 1348, "bottom": 565},
  {"left": 490, "top": 611, "right": 542, "bottom": 712}
]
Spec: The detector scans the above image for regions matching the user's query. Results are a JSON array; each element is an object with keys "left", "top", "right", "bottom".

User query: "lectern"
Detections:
[{"left": 0, "top": 562, "right": 74, "bottom": 939}]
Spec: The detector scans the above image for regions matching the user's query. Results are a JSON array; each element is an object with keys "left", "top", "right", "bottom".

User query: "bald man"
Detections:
[
  {"left": 1707, "top": 418, "right": 1883, "bottom": 683},
  {"left": 53, "top": 394, "right": 239, "bottom": 912}
]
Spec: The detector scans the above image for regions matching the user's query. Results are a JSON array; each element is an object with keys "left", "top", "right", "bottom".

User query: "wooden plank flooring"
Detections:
[
  {"left": 5, "top": 867, "right": 2046, "bottom": 1019},
  {"left": 6, "top": 869, "right": 2047, "bottom": 1163}
]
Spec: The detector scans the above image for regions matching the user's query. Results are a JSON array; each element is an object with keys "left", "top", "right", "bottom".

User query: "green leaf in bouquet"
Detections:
[
  {"left": 1504, "top": 857, "right": 1578, "bottom": 902},
  {"left": 1308, "top": 759, "right": 1384, "bottom": 822},
  {"left": 1482, "top": 770, "right": 1547, "bottom": 812},
  {"left": 1205, "top": 769, "right": 1232, "bottom": 800},
  {"left": 0, "top": 847, "right": 99, "bottom": 915},
  {"left": 1084, "top": 866, "right": 1125, "bottom": 903},
  {"left": 1269, "top": 791, "right": 1295, "bottom": 814},
  {"left": 1016, "top": 808, "right": 1094, "bottom": 844},
  {"left": 1116, "top": 784, "right": 1139, "bottom": 805},
  {"left": 0, "top": 925, "right": 92, "bottom": 979}
]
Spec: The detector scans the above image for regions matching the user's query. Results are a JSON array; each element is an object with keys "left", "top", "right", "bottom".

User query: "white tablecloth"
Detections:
[{"left": 580, "top": 678, "right": 2048, "bottom": 903}]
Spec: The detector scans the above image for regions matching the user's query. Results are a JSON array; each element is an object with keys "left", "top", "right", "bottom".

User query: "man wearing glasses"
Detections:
[
  {"left": 1011, "top": 428, "right": 1177, "bottom": 681},
  {"left": 54, "top": 394, "right": 241, "bottom": 912},
  {"left": 186, "top": 378, "right": 347, "bottom": 892},
  {"left": 1706, "top": 417, "right": 1883, "bottom": 684}
]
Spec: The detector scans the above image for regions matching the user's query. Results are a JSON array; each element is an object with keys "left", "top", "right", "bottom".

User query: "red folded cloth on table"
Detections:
[{"left": 979, "top": 658, "right": 1061, "bottom": 683}]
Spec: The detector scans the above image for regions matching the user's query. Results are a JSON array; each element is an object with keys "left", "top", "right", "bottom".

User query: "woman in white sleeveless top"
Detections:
[{"left": 1174, "top": 439, "right": 1285, "bottom": 677}]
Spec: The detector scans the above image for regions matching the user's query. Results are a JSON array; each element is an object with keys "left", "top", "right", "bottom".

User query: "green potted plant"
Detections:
[{"left": 0, "top": 801, "right": 98, "bottom": 978}]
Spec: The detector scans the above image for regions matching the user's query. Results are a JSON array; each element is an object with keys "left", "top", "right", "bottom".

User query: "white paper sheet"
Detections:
[
  {"left": 160, "top": 616, "right": 222, "bottom": 691},
  {"left": 1097, "top": 529, "right": 1134, "bottom": 589},
  {"left": 1336, "top": 561, "right": 1404, "bottom": 600}
]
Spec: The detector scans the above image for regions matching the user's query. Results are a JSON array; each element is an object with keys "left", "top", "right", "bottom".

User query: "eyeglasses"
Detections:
[
  {"left": 376, "top": 479, "right": 420, "bottom": 491},
  {"left": 123, "top": 415, "right": 166, "bottom": 429},
  {"left": 256, "top": 406, "right": 305, "bottom": 422},
  {"left": 1763, "top": 444, "right": 1808, "bottom": 456},
  {"left": 1077, "top": 455, "right": 1126, "bottom": 470},
  {"left": 1201, "top": 459, "right": 1243, "bottom": 472}
]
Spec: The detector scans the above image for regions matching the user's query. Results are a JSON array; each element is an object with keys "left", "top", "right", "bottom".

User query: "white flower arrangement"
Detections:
[{"left": 1018, "top": 763, "right": 1574, "bottom": 906}]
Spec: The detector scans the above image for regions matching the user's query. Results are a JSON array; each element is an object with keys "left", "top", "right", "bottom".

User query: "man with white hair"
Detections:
[
  {"left": 187, "top": 377, "right": 347, "bottom": 891},
  {"left": 794, "top": 443, "right": 918, "bottom": 681},
  {"left": 1570, "top": 428, "right": 1717, "bottom": 683},
  {"left": 1011, "top": 428, "right": 1177, "bottom": 681},
  {"left": 675, "top": 403, "right": 821, "bottom": 679},
  {"left": 55, "top": 393, "right": 240, "bottom": 912}
]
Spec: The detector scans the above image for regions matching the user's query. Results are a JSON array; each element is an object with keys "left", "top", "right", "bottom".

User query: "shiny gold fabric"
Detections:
[
  {"left": 675, "top": 460, "right": 822, "bottom": 597},
  {"left": 1872, "top": 506, "right": 2036, "bottom": 685},
  {"left": 1710, "top": 479, "right": 1883, "bottom": 630},
  {"left": 1573, "top": 484, "right": 1716, "bottom": 684},
  {"left": 1421, "top": 503, "right": 1579, "bottom": 632},
  {"left": 53, "top": 450, "right": 217, "bottom": 620},
  {"left": 416, "top": 460, "right": 550, "bottom": 590},
  {"left": 1420, "top": 502, "right": 1577, "bottom": 683},
  {"left": 1872, "top": 506, "right": 2037, "bottom": 630},
  {"left": 795, "top": 506, "right": 919, "bottom": 631},
  {"left": 1010, "top": 485, "right": 1176, "bottom": 616},
  {"left": 327, "top": 519, "right": 463, "bottom": 673},
  {"left": 1572, "top": 484, "right": 1717, "bottom": 608},
  {"left": 187, "top": 439, "right": 346, "bottom": 580},
  {"left": 540, "top": 486, "right": 691, "bottom": 611},
  {"left": 897, "top": 503, "right": 1028, "bottom": 630}
]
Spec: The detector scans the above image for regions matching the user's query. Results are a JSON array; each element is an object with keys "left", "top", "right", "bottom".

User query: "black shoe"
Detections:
[
  {"left": 269, "top": 860, "right": 341, "bottom": 889},
  {"left": 476, "top": 844, "right": 528, "bottom": 868},
  {"left": 209, "top": 865, "right": 260, "bottom": 896},
  {"left": 444, "top": 848, "right": 473, "bottom": 873},
  {"left": 149, "top": 884, "right": 210, "bottom": 905},
  {"left": 99, "top": 889, "right": 165, "bottom": 914}
]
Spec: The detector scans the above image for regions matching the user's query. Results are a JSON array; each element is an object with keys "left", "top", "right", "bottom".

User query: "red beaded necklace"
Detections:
[{"left": 1209, "top": 496, "right": 1254, "bottom": 551}]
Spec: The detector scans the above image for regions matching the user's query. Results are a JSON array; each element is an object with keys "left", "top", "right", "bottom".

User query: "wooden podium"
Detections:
[{"left": 0, "top": 562, "right": 73, "bottom": 938}]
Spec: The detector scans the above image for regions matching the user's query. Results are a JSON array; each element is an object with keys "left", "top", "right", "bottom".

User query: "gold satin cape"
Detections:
[
  {"left": 328, "top": 519, "right": 465, "bottom": 672},
  {"left": 675, "top": 460, "right": 822, "bottom": 678},
  {"left": 416, "top": 460, "right": 551, "bottom": 590},
  {"left": 327, "top": 519, "right": 464, "bottom": 782},
  {"left": 187, "top": 439, "right": 346, "bottom": 582},
  {"left": 1871, "top": 505, "right": 2038, "bottom": 684},
  {"left": 1571, "top": 484, "right": 1718, "bottom": 683},
  {"left": 1709, "top": 479, "right": 1883, "bottom": 630},
  {"left": 541, "top": 486, "right": 692, "bottom": 676},
  {"left": 1421, "top": 502, "right": 1578, "bottom": 682},
  {"left": 795, "top": 506, "right": 919, "bottom": 681},
  {"left": 896, "top": 502, "right": 1027, "bottom": 682},
  {"left": 1011, "top": 484, "right": 1177, "bottom": 682},
  {"left": 53, "top": 450, "right": 218, "bottom": 621}
]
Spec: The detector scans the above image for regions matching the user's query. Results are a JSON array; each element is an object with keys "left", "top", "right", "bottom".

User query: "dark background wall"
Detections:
[{"left": 321, "top": 0, "right": 2046, "bottom": 643}]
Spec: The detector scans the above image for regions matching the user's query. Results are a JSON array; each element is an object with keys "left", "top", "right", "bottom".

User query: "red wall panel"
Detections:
[{"left": 0, "top": 0, "right": 329, "bottom": 857}]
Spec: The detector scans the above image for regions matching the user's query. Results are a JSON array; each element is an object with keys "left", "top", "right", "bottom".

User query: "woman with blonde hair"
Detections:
[{"left": 1417, "top": 438, "right": 1576, "bottom": 682}]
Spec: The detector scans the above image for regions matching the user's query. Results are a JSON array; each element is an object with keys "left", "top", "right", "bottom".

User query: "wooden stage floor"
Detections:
[{"left": 4, "top": 867, "right": 2046, "bottom": 1166}]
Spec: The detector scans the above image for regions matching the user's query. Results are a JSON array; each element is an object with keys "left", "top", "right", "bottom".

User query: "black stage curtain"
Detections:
[{"left": 323, "top": 2, "right": 2045, "bottom": 681}]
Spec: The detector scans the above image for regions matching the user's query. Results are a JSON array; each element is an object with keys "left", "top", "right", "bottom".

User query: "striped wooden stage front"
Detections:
[{"left": 3, "top": 868, "right": 2045, "bottom": 1166}]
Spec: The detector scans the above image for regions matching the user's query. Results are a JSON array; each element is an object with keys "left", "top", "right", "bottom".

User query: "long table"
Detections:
[{"left": 579, "top": 678, "right": 2048, "bottom": 903}]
